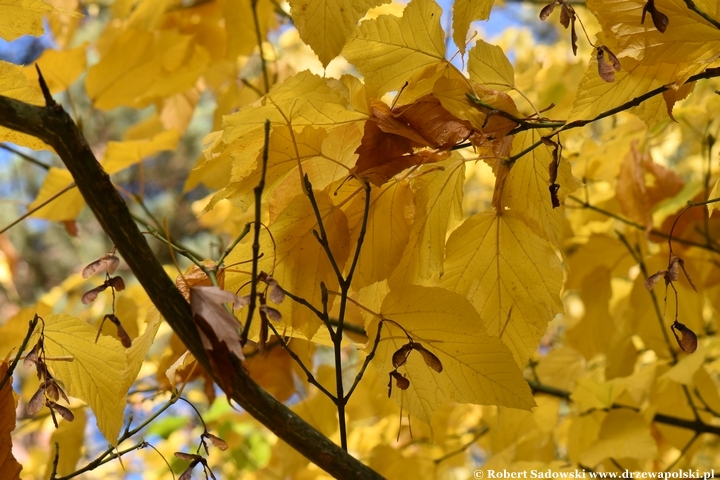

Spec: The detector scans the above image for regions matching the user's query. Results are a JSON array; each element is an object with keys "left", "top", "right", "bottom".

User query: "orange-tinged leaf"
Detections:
[
  {"left": 289, "top": 0, "right": 390, "bottom": 67},
  {"left": 441, "top": 212, "right": 563, "bottom": 367},
  {"left": 708, "top": 178, "right": 720, "bottom": 217},
  {"left": 368, "top": 285, "right": 534, "bottom": 424},
  {"left": 468, "top": 39, "right": 514, "bottom": 89},
  {"left": 392, "top": 95, "right": 474, "bottom": 148},
  {"left": 28, "top": 168, "right": 85, "bottom": 221},
  {"left": 343, "top": 0, "right": 446, "bottom": 97},
  {"left": 452, "top": 0, "right": 494, "bottom": 55},
  {"left": 0, "top": 360, "right": 22, "bottom": 480}
]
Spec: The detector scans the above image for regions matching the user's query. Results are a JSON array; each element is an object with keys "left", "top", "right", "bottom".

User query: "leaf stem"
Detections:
[{"left": 0, "top": 183, "right": 76, "bottom": 235}]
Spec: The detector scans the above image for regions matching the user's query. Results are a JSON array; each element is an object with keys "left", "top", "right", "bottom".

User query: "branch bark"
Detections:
[{"left": 0, "top": 94, "right": 382, "bottom": 480}]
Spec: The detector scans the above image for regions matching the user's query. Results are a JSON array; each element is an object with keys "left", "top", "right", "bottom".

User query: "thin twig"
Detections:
[
  {"left": 0, "top": 314, "right": 39, "bottom": 391},
  {"left": 242, "top": 119, "right": 271, "bottom": 345},
  {"left": 251, "top": 0, "right": 270, "bottom": 93},
  {"left": 0, "top": 143, "right": 51, "bottom": 170},
  {"left": 0, "top": 183, "right": 76, "bottom": 235}
]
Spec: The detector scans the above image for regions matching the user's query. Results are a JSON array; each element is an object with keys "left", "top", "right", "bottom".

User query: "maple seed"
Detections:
[
  {"left": 205, "top": 433, "right": 229, "bottom": 451},
  {"left": 412, "top": 343, "right": 443, "bottom": 373},
  {"left": 642, "top": 0, "right": 669, "bottom": 33},
  {"left": 597, "top": 47, "right": 621, "bottom": 83},
  {"left": 539, "top": 0, "right": 559, "bottom": 21},
  {"left": 388, "top": 370, "right": 410, "bottom": 397},
  {"left": 671, "top": 321, "right": 698, "bottom": 353},
  {"left": 392, "top": 343, "right": 413, "bottom": 368},
  {"left": 82, "top": 252, "right": 120, "bottom": 278},
  {"left": 27, "top": 386, "right": 45, "bottom": 415}
]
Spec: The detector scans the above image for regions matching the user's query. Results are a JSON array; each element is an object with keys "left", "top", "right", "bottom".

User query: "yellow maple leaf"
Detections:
[
  {"left": 0, "top": 0, "right": 53, "bottom": 40},
  {"left": 345, "top": 180, "right": 414, "bottom": 289},
  {"left": 570, "top": 377, "right": 626, "bottom": 412},
  {"left": 452, "top": 0, "right": 494, "bottom": 55},
  {"left": 289, "top": 0, "right": 390, "bottom": 67},
  {"left": 28, "top": 168, "right": 85, "bottom": 221},
  {"left": 39, "top": 314, "right": 127, "bottom": 444},
  {"left": 441, "top": 212, "right": 564, "bottom": 367},
  {"left": 0, "top": 61, "right": 53, "bottom": 151},
  {"left": 468, "top": 39, "right": 514, "bottom": 89},
  {"left": 102, "top": 129, "right": 180, "bottom": 175},
  {"left": 502, "top": 130, "right": 582, "bottom": 243},
  {"left": 0, "top": 360, "right": 22, "bottom": 479},
  {"left": 579, "top": 409, "right": 658, "bottom": 466},
  {"left": 225, "top": 191, "right": 350, "bottom": 338},
  {"left": 389, "top": 156, "right": 465, "bottom": 287},
  {"left": 368, "top": 285, "right": 534, "bottom": 424},
  {"left": 86, "top": 27, "right": 210, "bottom": 110},
  {"left": 23, "top": 42, "right": 87, "bottom": 93},
  {"left": 343, "top": 0, "right": 446, "bottom": 97},
  {"left": 120, "top": 308, "right": 163, "bottom": 393}
]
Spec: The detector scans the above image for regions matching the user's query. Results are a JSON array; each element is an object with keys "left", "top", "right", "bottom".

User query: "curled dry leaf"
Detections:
[
  {"left": 205, "top": 433, "right": 229, "bottom": 451},
  {"left": 392, "top": 343, "right": 413, "bottom": 368},
  {"left": 190, "top": 286, "right": 245, "bottom": 360},
  {"left": 412, "top": 343, "right": 443, "bottom": 372},
  {"left": 672, "top": 322, "right": 698, "bottom": 353},
  {"left": 82, "top": 253, "right": 120, "bottom": 279}
]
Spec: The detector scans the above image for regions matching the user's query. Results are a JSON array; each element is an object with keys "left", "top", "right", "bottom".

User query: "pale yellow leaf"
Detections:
[
  {"left": 343, "top": 0, "right": 446, "bottom": 96},
  {"left": 345, "top": 180, "right": 414, "bottom": 289},
  {"left": 570, "top": 377, "right": 626, "bottom": 412},
  {"left": 441, "top": 212, "right": 563, "bottom": 367},
  {"left": 368, "top": 285, "right": 534, "bottom": 424},
  {"left": 225, "top": 191, "right": 350, "bottom": 338},
  {"left": 222, "top": 0, "right": 276, "bottom": 59},
  {"left": 453, "top": 0, "right": 494, "bottom": 55},
  {"left": 389, "top": 156, "right": 465, "bottom": 287},
  {"left": 0, "top": 0, "right": 53, "bottom": 40},
  {"left": 708, "top": 178, "right": 720, "bottom": 217},
  {"left": 121, "top": 308, "right": 163, "bottom": 393},
  {"left": 289, "top": 0, "right": 390, "bottom": 67},
  {"left": 0, "top": 61, "right": 52, "bottom": 150},
  {"left": 103, "top": 129, "right": 180, "bottom": 175},
  {"left": 502, "top": 130, "right": 581, "bottom": 243},
  {"left": 567, "top": 411, "right": 605, "bottom": 465},
  {"left": 165, "top": 350, "right": 195, "bottom": 392},
  {"left": 660, "top": 345, "right": 706, "bottom": 385},
  {"left": 40, "top": 314, "right": 127, "bottom": 444},
  {"left": 468, "top": 39, "right": 514, "bottom": 89},
  {"left": 28, "top": 168, "right": 85, "bottom": 221},
  {"left": 23, "top": 42, "right": 87, "bottom": 93},
  {"left": 579, "top": 409, "right": 658, "bottom": 466}
]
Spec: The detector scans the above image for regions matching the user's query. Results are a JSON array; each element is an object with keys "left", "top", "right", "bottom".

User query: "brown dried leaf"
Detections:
[
  {"left": 392, "top": 343, "right": 413, "bottom": 368},
  {"left": 412, "top": 343, "right": 443, "bottom": 372},
  {"left": 391, "top": 95, "right": 474, "bottom": 149},
  {"left": 176, "top": 264, "right": 226, "bottom": 301},
  {"left": 205, "top": 433, "right": 229, "bottom": 451},
  {"left": 190, "top": 286, "right": 245, "bottom": 360},
  {"left": 82, "top": 253, "right": 119, "bottom": 279},
  {"left": 644, "top": 271, "right": 665, "bottom": 290}
]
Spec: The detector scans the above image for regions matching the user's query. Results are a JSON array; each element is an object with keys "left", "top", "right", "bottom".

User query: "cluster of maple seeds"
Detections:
[
  {"left": 81, "top": 250, "right": 132, "bottom": 348},
  {"left": 24, "top": 324, "right": 74, "bottom": 427},
  {"left": 388, "top": 333, "right": 443, "bottom": 397}
]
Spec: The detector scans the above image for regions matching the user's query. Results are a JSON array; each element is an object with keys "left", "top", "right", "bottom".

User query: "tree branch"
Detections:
[{"left": 0, "top": 93, "right": 382, "bottom": 480}]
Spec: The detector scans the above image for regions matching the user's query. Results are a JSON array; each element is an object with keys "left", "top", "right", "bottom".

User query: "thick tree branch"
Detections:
[{"left": 0, "top": 94, "right": 382, "bottom": 480}]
